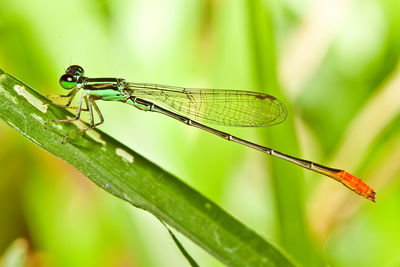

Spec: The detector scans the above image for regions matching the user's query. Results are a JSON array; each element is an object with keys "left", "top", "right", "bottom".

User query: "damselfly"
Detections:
[{"left": 48, "top": 65, "right": 376, "bottom": 202}]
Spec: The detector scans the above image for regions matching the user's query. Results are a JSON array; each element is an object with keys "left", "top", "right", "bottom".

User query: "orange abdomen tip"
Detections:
[{"left": 338, "top": 170, "right": 376, "bottom": 202}]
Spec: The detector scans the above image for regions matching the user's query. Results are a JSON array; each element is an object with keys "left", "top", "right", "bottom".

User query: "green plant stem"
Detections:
[
  {"left": 0, "top": 68, "right": 296, "bottom": 267},
  {"left": 245, "top": 1, "right": 322, "bottom": 266}
]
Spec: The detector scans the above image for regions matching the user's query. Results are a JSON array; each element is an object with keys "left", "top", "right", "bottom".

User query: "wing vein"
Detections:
[{"left": 127, "top": 83, "right": 287, "bottom": 127}]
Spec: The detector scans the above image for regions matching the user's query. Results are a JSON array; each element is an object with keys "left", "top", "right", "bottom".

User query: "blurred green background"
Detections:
[{"left": 0, "top": 0, "right": 399, "bottom": 266}]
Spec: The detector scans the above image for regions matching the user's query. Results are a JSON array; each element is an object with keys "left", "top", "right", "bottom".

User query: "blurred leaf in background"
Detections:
[{"left": 0, "top": 0, "right": 399, "bottom": 266}]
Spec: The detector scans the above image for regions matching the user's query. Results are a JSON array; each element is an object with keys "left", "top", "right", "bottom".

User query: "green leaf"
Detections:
[
  {"left": 0, "top": 68, "right": 296, "bottom": 267},
  {"left": 159, "top": 219, "right": 200, "bottom": 267}
]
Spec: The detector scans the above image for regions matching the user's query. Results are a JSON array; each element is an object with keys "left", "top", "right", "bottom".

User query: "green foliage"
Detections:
[
  {"left": 1, "top": 0, "right": 400, "bottom": 266},
  {"left": 0, "top": 239, "right": 28, "bottom": 267}
]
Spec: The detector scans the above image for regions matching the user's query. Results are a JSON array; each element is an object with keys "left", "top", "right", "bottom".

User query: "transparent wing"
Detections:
[{"left": 127, "top": 83, "right": 287, "bottom": 127}]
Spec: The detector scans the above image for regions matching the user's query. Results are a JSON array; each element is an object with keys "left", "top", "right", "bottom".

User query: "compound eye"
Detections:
[
  {"left": 59, "top": 74, "right": 77, "bottom": 89},
  {"left": 66, "top": 65, "right": 84, "bottom": 77}
]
